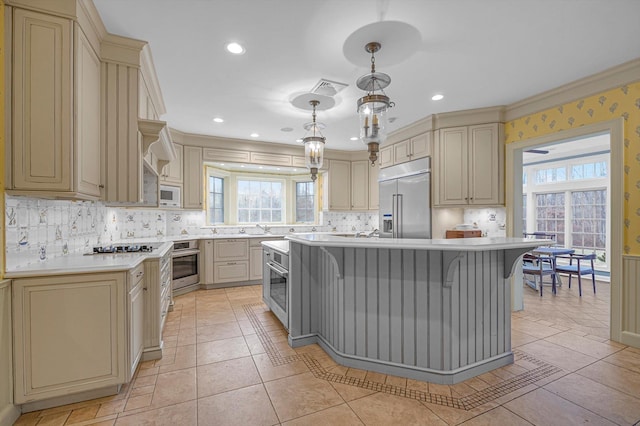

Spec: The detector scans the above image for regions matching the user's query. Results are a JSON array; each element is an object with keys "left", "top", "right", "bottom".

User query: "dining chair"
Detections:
[
  {"left": 554, "top": 253, "right": 597, "bottom": 296},
  {"left": 522, "top": 253, "right": 556, "bottom": 296}
]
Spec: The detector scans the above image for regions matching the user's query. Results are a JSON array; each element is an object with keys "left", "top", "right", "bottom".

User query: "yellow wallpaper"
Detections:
[{"left": 505, "top": 82, "right": 640, "bottom": 254}]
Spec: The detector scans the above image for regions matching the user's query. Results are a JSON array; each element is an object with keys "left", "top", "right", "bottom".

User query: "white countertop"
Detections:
[
  {"left": 5, "top": 242, "right": 174, "bottom": 278},
  {"left": 261, "top": 240, "right": 290, "bottom": 254},
  {"left": 286, "top": 234, "right": 553, "bottom": 251}
]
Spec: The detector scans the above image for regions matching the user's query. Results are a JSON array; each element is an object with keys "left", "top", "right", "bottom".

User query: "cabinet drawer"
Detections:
[
  {"left": 213, "top": 261, "right": 249, "bottom": 283},
  {"left": 213, "top": 239, "right": 249, "bottom": 262},
  {"left": 129, "top": 264, "right": 145, "bottom": 291}
]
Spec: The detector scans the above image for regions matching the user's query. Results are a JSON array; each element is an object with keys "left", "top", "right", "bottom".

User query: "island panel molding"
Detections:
[{"left": 287, "top": 238, "right": 538, "bottom": 384}]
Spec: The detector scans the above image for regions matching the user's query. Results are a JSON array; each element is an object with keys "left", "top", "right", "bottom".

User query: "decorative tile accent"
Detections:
[{"left": 241, "top": 303, "right": 562, "bottom": 411}]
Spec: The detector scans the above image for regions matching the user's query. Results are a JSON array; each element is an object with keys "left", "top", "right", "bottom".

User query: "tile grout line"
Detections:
[{"left": 242, "top": 303, "right": 564, "bottom": 411}]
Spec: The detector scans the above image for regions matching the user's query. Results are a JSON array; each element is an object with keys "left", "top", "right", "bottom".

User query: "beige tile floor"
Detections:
[{"left": 14, "top": 279, "right": 640, "bottom": 426}]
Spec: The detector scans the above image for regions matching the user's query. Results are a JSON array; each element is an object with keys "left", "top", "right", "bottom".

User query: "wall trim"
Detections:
[
  {"left": 505, "top": 118, "right": 624, "bottom": 341},
  {"left": 505, "top": 58, "right": 640, "bottom": 121}
]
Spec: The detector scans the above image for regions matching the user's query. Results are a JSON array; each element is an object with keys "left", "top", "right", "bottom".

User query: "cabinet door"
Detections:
[
  {"left": 162, "top": 144, "right": 183, "bottom": 184},
  {"left": 410, "top": 132, "right": 431, "bottom": 159},
  {"left": 351, "top": 160, "right": 369, "bottom": 210},
  {"left": 468, "top": 123, "right": 503, "bottom": 205},
  {"left": 201, "top": 240, "right": 214, "bottom": 284},
  {"left": 327, "top": 160, "right": 351, "bottom": 210},
  {"left": 435, "top": 127, "right": 468, "bottom": 206},
  {"left": 183, "top": 146, "right": 203, "bottom": 209},
  {"left": 379, "top": 145, "right": 394, "bottom": 168},
  {"left": 368, "top": 162, "right": 379, "bottom": 210},
  {"left": 250, "top": 246, "right": 263, "bottom": 281},
  {"left": 75, "top": 27, "right": 102, "bottom": 197},
  {"left": 393, "top": 140, "right": 411, "bottom": 165},
  {"left": 13, "top": 9, "right": 72, "bottom": 191},
  {"left": 13, "top": 273, "right": 126, "bottom": 404},
  {"left": 214, "top": 261, "right": 250, "bottom": 283},
  {"left": 128, "top": 278, "right": 144, "bottom": 380},
  {"left": 213, "top": 240, "right": 249, "bottom": 262}
]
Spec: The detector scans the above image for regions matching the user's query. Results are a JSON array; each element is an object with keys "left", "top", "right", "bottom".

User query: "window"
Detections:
[
  {"left": 535, "top": 167, "right": 566, "bottom": 184},
  {"left": 522, "top": 194, "right": 527, "bottom": 233},
  {"left": 571, "top": 190, "right": 606, "bottom": 252},
  {"left": 571, "top": 161, "right": 607, "bottom": 180},
  {"left": 295, "top": 181, "right": 315, "bottom": 223},
  {"left": 237, "top": 179, "right": 283, "bottom": 223},
  {"left": 208, "top": 176, "right": 224, "bottom": 224},
  {"left": 535, "top": 192, "right": 565, "bottom": 245}
]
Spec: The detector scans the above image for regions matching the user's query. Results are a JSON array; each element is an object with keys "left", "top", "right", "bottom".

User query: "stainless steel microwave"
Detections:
[{"left": 159, "top": 185, "right": 181, "bottom": 208}]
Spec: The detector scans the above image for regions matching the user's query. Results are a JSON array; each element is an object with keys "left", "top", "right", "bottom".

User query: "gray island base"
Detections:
[{"left": 285, "top": 235, "right": 548, "bottom": 385}]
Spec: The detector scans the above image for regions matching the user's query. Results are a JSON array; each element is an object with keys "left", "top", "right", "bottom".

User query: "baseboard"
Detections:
[
  {"left": 199, "top": 280, "right": 261, "bottom": 290},
  {"left": 141, "top": 344, "right": 163, "bottom": 361},
  {"left": 20, "top": 385, "right": 120, "bottom": 413},
  {"left": 0, "top": 403, "right": 20, "bottom": 426},
  {"left": 316, "top": 336, "right": 514, "bottom": 385},
  {"left": 288, "top": 333, "right": 318, "bottom": 348},
  {"left": 621, "top": 331, "right": 640, "bottom": 349}
]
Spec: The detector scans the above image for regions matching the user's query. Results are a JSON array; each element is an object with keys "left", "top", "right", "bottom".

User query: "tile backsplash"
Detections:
[
  {"left": 5, "top": 195, "right": 379, "bottom": 269},
  {"left": 463, "top": 207, "right": 507, "bottom": 237}
]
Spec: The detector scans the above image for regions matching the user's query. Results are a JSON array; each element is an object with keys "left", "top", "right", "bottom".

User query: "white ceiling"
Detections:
[{"left": 93, "top": 0, "right": 640, "bottom": 152}]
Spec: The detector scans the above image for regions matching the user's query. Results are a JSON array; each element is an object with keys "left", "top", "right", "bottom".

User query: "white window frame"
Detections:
[{"left": 291, "top": 177, "right": 318, "bottom": 224}]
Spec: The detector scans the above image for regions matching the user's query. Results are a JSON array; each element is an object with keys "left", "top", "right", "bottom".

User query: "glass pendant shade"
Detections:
[{"left": 358, "top": 94, "right": 390, "bottom": 164}]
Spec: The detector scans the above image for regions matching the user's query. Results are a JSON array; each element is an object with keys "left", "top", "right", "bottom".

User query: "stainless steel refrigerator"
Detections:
[{"left": 379, "top": 157, "right": 431, "bottom": 238}]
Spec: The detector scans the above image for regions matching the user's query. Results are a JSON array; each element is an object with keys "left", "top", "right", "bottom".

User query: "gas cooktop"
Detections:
[{"left": 87, "top": 243, "right": 158, "bottom": 255}]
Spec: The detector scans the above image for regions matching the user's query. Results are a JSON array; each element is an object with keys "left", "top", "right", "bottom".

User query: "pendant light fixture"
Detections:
[
  {"left": 301, "top": 100, "right": 325, "bottom": 182},
  {"left": 356, "top": 42, "right": 394, "bottom": 165}
]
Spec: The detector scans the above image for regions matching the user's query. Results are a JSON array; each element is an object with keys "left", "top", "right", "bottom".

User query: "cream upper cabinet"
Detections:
[
  {"left": 325, "top": 160, "right": 351, "bottom": 210},
  {"left": 380, "top": 132, "right": 431, "bottom": 168},
  {"left": 368, "top": 163, "right": 379, "bottom": 210},
  {"left": 10, "top": 9, "right": 102, "bottom": 199},
  {"left": 379, "top": 145, "right": 394, "bottom": 168},
  {"left": 433, "top": 123, "right": 503, "bottom": 207},
  {"left": 393, "top": 132, "right": 432, "bottom": 165},
  {"left": 183, "top": 146, "right": 203, "bottom": 209},
  {"left": 161, "top": 144, "right": 183, "bottom": 184},
  {"left": 351, "top": 161, "right": 369, "bottom": 210}
]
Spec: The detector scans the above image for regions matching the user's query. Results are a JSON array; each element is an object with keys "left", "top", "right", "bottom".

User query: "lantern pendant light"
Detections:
[
  {"left": 356, "top": 42, "right": 394, "bottom": 165},
  {"left": 301, "top": 100, "right": 325, "bottom": 181}
]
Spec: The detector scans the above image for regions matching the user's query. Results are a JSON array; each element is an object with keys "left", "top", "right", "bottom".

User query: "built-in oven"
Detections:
[
  {"left": 172, "top": 240, "right": 200, "bottom": 295},
  {"left": 264, "top": 247, "right": 289, "bottom": 329}
]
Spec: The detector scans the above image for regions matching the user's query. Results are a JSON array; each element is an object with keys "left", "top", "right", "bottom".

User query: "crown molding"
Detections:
[
  {"left": 386, "top": 115, "right": 435, "bottom": 145},
  {"left": 433, "top": 106, "right": 505, "bottom": 129},
  {"left": 505, "top": 57, "right": 640, "bottom": 121},
  {"left": 100, "top": 33, "right": 146, "bottom": 67},
  {"left": 140, "top": 45, "right": 167, "bottom": 117}
]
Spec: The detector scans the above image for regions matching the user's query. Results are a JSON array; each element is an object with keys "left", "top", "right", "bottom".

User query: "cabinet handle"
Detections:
[
  {"left": 143, "top": 287, "right": 148, "bottom": 291},
  {"left": 228, "top": 262, "right": 236, "bottom": 265},
  {"left": 135, "top": 271, "right": 144, "bottom": 278},
  {"left": 99, "top": 184, "right": 105, "bottom": 189}
]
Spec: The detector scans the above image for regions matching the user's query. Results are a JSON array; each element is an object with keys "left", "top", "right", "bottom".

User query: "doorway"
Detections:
[{"left": 506, "top": 118, "right": 624, "bottom": 341}]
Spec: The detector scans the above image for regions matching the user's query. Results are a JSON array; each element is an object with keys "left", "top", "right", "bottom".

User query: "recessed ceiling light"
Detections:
[
  {"left": 220, "top": 163, "right": 225, "bottom": 166},
  {"left": 259, "top": 166, "right": 263, "bottom": 169},
  {"left": 431, "top": 94, "right": 444, "bottom": 101},
  {"left": 293, "top": 169, "right": 297, "bottom": 172},
  {"left": 276, "top": 168, "right": 281, "bottom": 170},
  {"left": 225, "top": 42, "right": 245, "bottom": 55},
  {"left": 240, "top": 165, "right": 245, "bottom": 168},
  {"left": 212, "top": 117, "right": 224, "bottom": 123},
  {"left": 250, "top": 133, "right": 259, "bottom": 138},
  {"left": 350, "top": 136, "right": 358, "bottom": 141},
  {"left": 295, "top": 138, "right": 303, "bottom": 143}
]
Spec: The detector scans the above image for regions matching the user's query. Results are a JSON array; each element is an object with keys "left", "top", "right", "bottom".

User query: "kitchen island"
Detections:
[{"left": 285, "top": 234, "right": 548, "bottom": 384}]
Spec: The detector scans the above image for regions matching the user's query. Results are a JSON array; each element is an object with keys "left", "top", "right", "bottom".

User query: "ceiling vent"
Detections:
[{"left": 310, "top": 79, "right": 349, "bottom": 97}]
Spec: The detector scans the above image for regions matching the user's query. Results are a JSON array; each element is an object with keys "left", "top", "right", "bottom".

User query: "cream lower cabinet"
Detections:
[
  {"left": 201, "top": 239, "right": 214, "bottom": 285},
  {"left": 128, "top": 265, "right": 145, "bottom": 380},
  {"left": 142, "top": 248, "right": 172, "bottom": 361},
  {"left": 433, "top": 123, "right": 504, "bottom": 206},
  {"left": 213, "top": 239, "right": 249, "bottom": 284},
  {"left": 0, "top": 279, "right": 19, "bottom": 426},
  {"left": 250, "top": 246, "right": 264, "bottom": 281},
  {"left": 9, "top": 9, "right": 102, "bottom": 199},
  {"left": 12, "top": 272, "right": 128, "bottom": 404}
]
